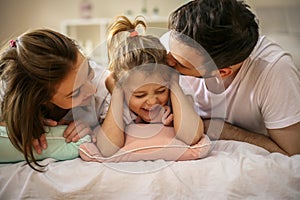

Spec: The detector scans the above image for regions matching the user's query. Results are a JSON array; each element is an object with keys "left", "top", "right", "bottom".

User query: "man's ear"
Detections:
[{"left": 218, "top": 67, "right": 234, "bottom": 78}]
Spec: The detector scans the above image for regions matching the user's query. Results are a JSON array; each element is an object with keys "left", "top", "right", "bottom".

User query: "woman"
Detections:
[{"left": 0, "top": 28, "right": 111, "bottom": 170}]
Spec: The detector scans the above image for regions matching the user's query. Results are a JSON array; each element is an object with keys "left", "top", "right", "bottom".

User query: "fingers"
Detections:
[
  {"left": 43, "top": 119, "right": 58, "bottom": 126},
  {"left": 39, "top": 134, "right": 48, "bottom": 149},
  {"left": 63, "top": 121, "right": 92, "bottom": 143},
  {"left": 163, "top": 105, "right": 171, "bottom": 116},
  {"left": 32, "top": 134, "right": 48, "bottom": 154},
  {"left": 162, "top": 106, "right": 173, "bottom": 126},
  {"left": 32, "top": 139, "right": 42, "bottom": 154},
  {"left": 91, "top": 134, "right": 97, "bottom": 143},
  {"left": 163, "top": 114, "right": 174, "bottom": 126},
  {"left": 58, "top": 119, "right": 72, "bottom": 125},
  {"left": 63, "top": 122, "right": 76, "bottom": 142},
  {"left": 72, "top": 126, "right": 91, "bottom": 143}
]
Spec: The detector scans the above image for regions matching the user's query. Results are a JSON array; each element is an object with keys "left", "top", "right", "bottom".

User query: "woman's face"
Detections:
[
  {"left": 50, "top": 52, "right": 96, "bottom": 109},
  {"left": 124, "top": 71, "right": 170, "bottom": 123}
]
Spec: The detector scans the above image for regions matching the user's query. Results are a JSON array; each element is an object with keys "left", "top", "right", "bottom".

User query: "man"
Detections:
[{"left": 166, "top": 0, "right": 300, "bottom": 155}]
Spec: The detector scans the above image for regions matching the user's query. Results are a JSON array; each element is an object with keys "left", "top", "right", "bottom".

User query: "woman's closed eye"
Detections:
[
  {"left": 70, "top": 88, "right": 81, "bottom": 98},
  {"left": 70, "top": 63, "right": 93, "bottom": 99}
]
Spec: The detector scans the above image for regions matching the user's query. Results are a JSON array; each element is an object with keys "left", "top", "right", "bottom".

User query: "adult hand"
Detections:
[
  {"left": 31, "top": 118, "right": 59, "bottom": 154},
  {"left": 32, "top": 118, "right": 73, "bottom": 154},
  {"left": 32, "top": 134, "right": 47, "bottom": 154},
  {"left": 63, "top": 120, "right": 92, "bottom": 143},
  {"left": 43, "top": 118, "right": 59, "bottom": 126}
]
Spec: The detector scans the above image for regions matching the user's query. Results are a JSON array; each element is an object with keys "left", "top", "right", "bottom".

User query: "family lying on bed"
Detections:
[{"left": 0, "top": 0, "right": 299, "bottom": 171}]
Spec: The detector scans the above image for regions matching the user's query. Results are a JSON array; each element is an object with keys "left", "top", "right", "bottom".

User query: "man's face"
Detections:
[{"left": 167, "top": 37, "right": 216, "bottom": 78}]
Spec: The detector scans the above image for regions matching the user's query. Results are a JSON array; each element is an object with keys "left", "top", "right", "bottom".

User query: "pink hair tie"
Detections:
[
  {"left": 9, "top": 40, "right": 17, "bottom": 48},
  {"left": 130, "top": 31, "right": 138, "bottom": 37}
]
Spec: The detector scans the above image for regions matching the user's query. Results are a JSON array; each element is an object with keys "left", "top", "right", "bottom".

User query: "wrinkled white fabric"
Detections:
[{"left": 1, "top": 140, "right": 299, "bottom": 199}]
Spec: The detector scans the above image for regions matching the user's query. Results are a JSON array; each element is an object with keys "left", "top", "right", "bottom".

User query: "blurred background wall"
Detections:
[
  {"left": 0, "top": 0, "right": 186, "bottom": 41},
  {"left": 0, "top": 0, "right": 299, "bottom": 66}
]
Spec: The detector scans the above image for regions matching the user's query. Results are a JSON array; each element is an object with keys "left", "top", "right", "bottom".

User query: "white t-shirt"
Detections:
[{"left": 180, "top": 36, "right": 300, "bottom": 135}]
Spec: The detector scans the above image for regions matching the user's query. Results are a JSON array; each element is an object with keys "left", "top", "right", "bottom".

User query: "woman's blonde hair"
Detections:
[
  {"left": 107, "top": 15, "right": 169, "bottom": 83},
  {"left": 0, "top": 29, "right": 79, "bottom": 171}
]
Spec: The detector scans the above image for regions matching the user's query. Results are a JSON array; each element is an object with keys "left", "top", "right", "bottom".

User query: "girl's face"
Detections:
[
  {"left": 50, "top": 52, "right": 96, "bottom": 109},
  {"left": 124, "top": 71, "right": 170, "bottom": 122}
]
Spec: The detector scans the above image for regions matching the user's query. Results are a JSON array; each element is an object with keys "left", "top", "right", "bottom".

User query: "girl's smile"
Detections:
[{"left": 123, "top": 71, "right": 170, "bottom": 123}]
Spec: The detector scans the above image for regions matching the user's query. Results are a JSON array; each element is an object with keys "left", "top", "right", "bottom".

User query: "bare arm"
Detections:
[
  {"left": 204, "top": 119, "right": 291, "bottom": 155},
  {"left": 268, "top": 122, "right": 300, "bottom": 156},
  {"left": 171, "top": 74, "right": 204, "bottom": 145},
  {"left": 96, "top": 86, "right": 125, "bottom": 157}
]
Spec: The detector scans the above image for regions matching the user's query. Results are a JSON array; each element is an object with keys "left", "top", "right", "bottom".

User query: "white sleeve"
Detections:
[
  {"left": 259, "top": 55, "right": 300, "bottom": 129},
  {"left": 89, "top": 60, "right": 111, "bottom": 125}
]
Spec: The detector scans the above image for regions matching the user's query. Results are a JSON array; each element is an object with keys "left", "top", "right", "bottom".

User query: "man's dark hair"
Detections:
[{"left": 168, "top": 0, "right": 259, "bottom": 69}]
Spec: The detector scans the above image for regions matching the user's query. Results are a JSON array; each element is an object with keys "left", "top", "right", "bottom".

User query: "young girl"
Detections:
[
  {"left": 0, "top": 29, "right": 111, "bottom": 170},
  {"left": 83, "top": 16, "right": 207, "bottom": 161}
]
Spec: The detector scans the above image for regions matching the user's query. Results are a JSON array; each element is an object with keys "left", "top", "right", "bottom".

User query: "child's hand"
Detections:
[
  {"left": 62, "top": 120, "right": 92, "bottom": 143},
  {"left": 105, "top": 72, "right": 117, "bottom": 94},
  {"left": 161, "top": 105, "right": 173, "bottom": 126},
  {"left": 146, "top": 105, "right": 173, "bottom": 126}
]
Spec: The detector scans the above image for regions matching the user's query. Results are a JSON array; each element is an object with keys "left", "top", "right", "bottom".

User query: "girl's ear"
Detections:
[{"left": 218, "top": 67, "right": 234, "bottom": 78}]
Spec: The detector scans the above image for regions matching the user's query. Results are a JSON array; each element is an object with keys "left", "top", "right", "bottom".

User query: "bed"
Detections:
[{"left": 1, "top": 139, "right": 299, "bottom": 199}]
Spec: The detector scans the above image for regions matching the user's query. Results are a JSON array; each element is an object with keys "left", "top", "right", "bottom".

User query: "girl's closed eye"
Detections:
[
  {"left": 133, "top": 93, "right": 146, "bottom": 98},
  {"left": 156, "top": 88, "right": 167, "bottom": 94}
]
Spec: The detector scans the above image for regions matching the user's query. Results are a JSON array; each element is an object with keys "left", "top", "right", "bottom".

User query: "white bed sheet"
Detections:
[{"left": 0, "top": 140, "right": 299, "bottom": 200}]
